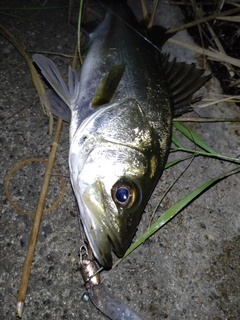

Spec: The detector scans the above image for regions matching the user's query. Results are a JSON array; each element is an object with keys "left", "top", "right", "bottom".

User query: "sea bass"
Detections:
[{"left": 33, "top": 1, "right": 210, "bottom": 268}]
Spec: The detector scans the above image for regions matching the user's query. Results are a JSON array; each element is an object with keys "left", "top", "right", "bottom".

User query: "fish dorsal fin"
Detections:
[
  {"left": 81, "top": 20, "right": 101, "bottom": 36},
  {"left": 147, "top": 25, "right": 175, "bottom": 49},
  {"left": 91, "top": 63, "right": 126, "bottom": 107},
  {"left": 165, "top": 57, "right": 212, "bottom": 116}
]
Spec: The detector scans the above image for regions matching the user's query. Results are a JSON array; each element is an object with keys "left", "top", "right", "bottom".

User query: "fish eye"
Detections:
[
  {"left": 111, "top": 179, "right": 137, "bottom": 208},
  {"left": 116, "top": 187, "right": 129, "bottom": 203}
]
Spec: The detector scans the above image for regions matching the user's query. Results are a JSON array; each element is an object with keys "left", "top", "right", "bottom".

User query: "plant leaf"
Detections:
[
  {"left": 174, "top": 122, "right": 219, "bottom": 155},
  {"left": 172, "top": 132, "right": 184, "bottom": 148},
  {"left": 122, "top": 166, "right": 240, "bottom": 260}
]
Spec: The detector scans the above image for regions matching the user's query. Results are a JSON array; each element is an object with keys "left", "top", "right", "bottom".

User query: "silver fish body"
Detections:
[
  {"left": 69, "top": 97, "right": 164, "bottom": 266},
  {"left": 70, "top": 6, "right": 172, "bottom": 267},
  {"left": 33, "top": 1, "right": 210, "bottom": 268}
]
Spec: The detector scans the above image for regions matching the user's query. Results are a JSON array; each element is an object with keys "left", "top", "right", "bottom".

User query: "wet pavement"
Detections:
[{"left": 0, "top": 1, "right": 240, "bottom": 319}]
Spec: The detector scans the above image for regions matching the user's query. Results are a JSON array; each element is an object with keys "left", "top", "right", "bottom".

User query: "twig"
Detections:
[
  {"left": 217, "top": 15, "right": 240, "bottom": 21},
  {"left": 168, "top": 38, "right": 240, "bottom": 68},
  {"left": 166, "top": 7, "right": 240, "bottom": 34},
  {"left": 147, "top": 0, "right": 159, "bottom": 28},
  {"left": 215, "top": 0, "right": 226, "bottom": 16},
  {"left": 189, "top": 0, "right": 206, "bottom": 67},
  {"left": 140, "top": 0, "right": 149, "bottom": 22},
  {"left": 0, "top": 24, "right": 53, "bottom": 134},
  {"left": 227, "top": 0, "right": 240, "bottom": 8},
  {"left": 197, "top": 94, "right": 240, "bottom": 108},
  {"left": 206, "top": 22, "right": 235, "bottom": 76},
  {"left": 16, "top": 118, "right": 63, "bottom": 318},
  {"left": 28, "top": 50, "right": 75, "bottom": 58}
]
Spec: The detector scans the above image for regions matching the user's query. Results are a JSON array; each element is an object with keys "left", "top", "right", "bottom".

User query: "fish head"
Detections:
[{"left": 69, "top": 99, "right": 168, "bottom": 268}]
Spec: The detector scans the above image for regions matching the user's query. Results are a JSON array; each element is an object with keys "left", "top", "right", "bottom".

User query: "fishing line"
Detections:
[
  {"left": 149, "top": 154, "right": 195, "bottom": 227},
  {"left": 96, "top": 0, "right": 162, "bottom": 53}
]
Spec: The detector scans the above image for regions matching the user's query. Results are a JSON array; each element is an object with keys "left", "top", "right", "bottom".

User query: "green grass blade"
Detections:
[
  {"left": 172, "top": 132, "right": 184, "bottom": 148},
  {"left": 122, "top": 166, "right": 240, "bottom": 260},
  {"left": 165, "top": 155, "right": 192, "bottom": 169},
  {"left": 77, "top": 0, "right": 84, "bottom": 65},
  {"left": 174, "top": 122, "right": 219, "bottom": 155},
  {"left": 170, "top": 146, "right": 240, "bottom": 164}
]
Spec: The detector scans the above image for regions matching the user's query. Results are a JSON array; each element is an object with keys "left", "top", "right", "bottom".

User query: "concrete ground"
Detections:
[{"left": 0, "top": 1, "right": 239, "bottom": 319}]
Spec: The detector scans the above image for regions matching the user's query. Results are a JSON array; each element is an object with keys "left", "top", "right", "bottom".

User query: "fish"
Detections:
[{"left": 33, "top": 0, "right": 211, "bottom": 268}]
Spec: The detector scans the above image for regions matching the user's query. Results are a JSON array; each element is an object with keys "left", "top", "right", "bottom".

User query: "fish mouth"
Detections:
[
  {"left": 85, "top": 225, "right": 115, "bottom": 269},
  {"left": 76, "top": 182, "right": 127, "bottom": 269},
  {"left": 80, "top": 209, "right": 125, "bottom": 269},
  {"left": 84, "top": 223, "right": 113, "bottom": 269}
]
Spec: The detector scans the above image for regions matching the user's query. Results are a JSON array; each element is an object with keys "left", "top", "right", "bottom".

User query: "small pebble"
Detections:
[{"left": 81, "top": 292, "right": 89, "bottom": 303}]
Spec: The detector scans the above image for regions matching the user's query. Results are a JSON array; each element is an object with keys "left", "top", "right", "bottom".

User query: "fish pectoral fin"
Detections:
[
  {"left": 47, "top": 90, "right": 71, "bottom": 122},
  {"left": 165, "top": 58, "right": 212, "bottom": 116},
  {"left": 91, "top": 63, "right": 126, "bottom": 107},
  {"left": 33, "top": 54, "right": 79, "bottom": 111}
]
